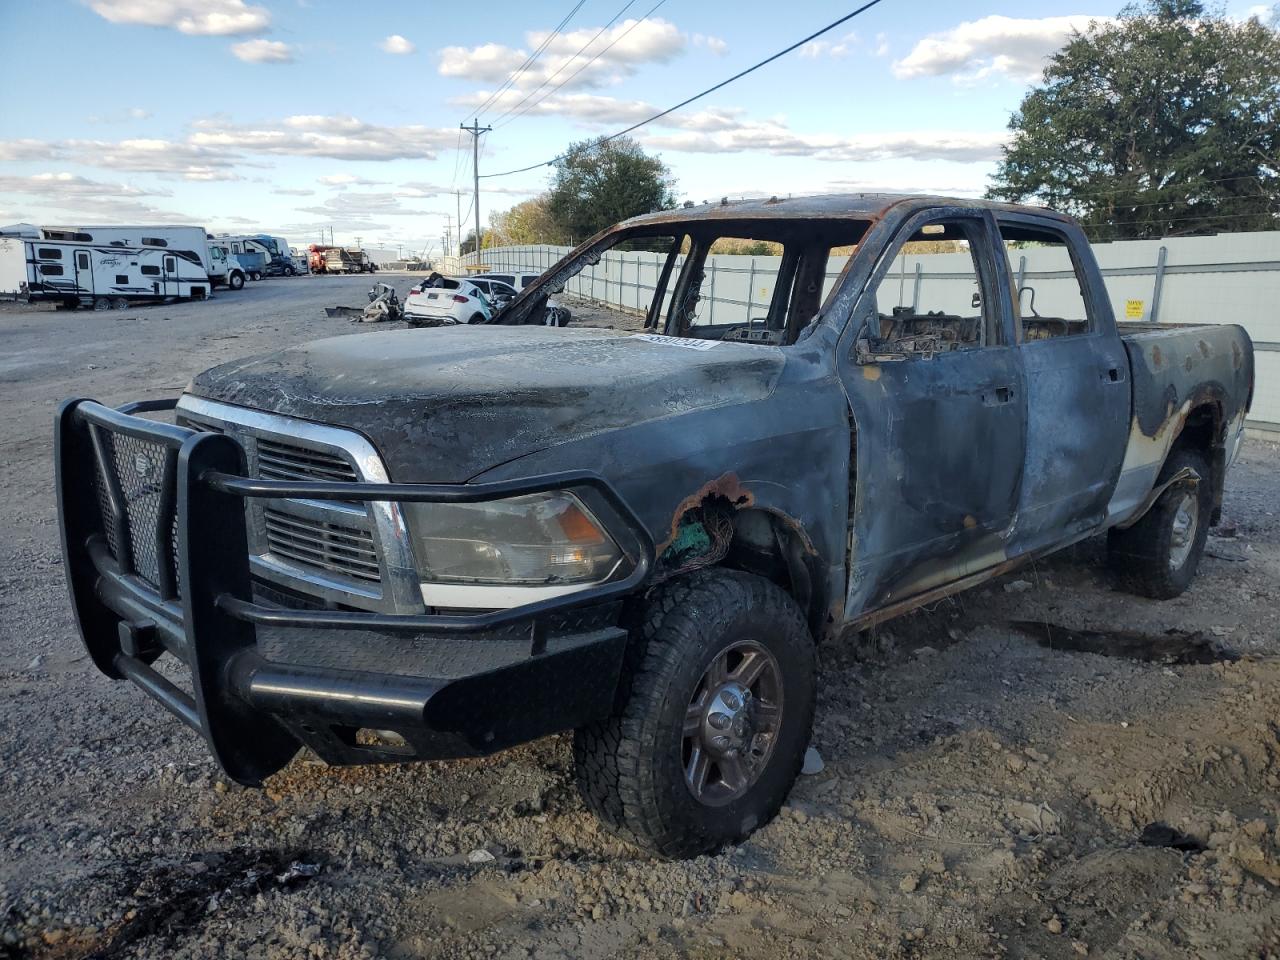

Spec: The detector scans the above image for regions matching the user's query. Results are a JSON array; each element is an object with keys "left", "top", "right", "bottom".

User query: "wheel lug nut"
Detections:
[
  {"left": 712, "top": 735, "right": 731, "bottom": 750},
  {"left": 709, "top": 712, "right": 731, "bottom": 730},
  {"left": 722, "top": 692, "right": 741, "bottom": 711}
]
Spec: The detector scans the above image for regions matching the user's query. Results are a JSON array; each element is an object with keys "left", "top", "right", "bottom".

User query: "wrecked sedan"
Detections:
[{"left": 56, "top": 195, "right": 1254, "bottom": 858}]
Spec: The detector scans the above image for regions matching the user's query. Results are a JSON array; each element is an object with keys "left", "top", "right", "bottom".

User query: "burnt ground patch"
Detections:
[{"left": 1007, "top": 619, "right": 1237, "bottom": 664}]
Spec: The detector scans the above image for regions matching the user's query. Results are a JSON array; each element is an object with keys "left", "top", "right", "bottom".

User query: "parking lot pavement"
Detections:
[{"left": 2, "top": 278, "right": 1279, "bottom": 959}]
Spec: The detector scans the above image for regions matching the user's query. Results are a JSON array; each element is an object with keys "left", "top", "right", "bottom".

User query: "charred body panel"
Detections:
[
  {"left": 474, "top": 321, "right": 851, "bottom": 637},
  {"left": 188, "top": 325, "right": 784, "bottom": 484},
  {"left": 1107, "top": 324, "right": 1254, "bottom": 525}
]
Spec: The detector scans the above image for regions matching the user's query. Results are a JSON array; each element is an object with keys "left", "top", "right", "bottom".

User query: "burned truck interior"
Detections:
[{"left": 499, "top": 217, "right": 872, "bottom": 345}]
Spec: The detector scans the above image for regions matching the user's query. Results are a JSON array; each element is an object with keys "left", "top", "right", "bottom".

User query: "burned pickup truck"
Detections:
[{"left": 57, "top": 196, "right": 1254, "bottom": 858}]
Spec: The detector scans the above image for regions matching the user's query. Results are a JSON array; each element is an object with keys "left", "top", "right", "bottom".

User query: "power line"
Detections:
[
  {"left": 472, "top": 0, "right": 586, "bottom": 120},
  {"left": 493, "top": 0, "right": 647, "bottom": 129},
  {"left": 481, "top": 0, "right": 889, "bottom": 179}
]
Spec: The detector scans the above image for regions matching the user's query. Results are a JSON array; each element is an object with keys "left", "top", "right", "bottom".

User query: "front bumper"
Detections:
[{"left": 56, "top": 398, "right": 653, "bottom": 784}]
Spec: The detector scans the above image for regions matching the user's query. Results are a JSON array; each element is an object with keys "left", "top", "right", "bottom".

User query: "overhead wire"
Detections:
[
  {"left": 472, "top": 0, "right": 587, "bottom": 120},
  {"left": 480, "top": 0, "right": 889, "bottom": 179},
  {"left": 492, "top": 0, "right": 646, "bottom": 129}
]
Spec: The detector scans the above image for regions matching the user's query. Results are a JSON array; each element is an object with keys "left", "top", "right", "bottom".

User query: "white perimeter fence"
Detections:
[{"left": 464, "top": 231, "right": 1280, "bottom": 433}]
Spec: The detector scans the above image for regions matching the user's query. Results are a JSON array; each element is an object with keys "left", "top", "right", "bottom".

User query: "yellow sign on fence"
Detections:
[{"left": 1125, "top": 299, "right": 1145, "bottom": 319}]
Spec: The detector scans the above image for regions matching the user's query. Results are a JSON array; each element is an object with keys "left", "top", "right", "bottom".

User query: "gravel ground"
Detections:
[{"left": 2, "top": 276, "right": 1279, "bottom": 960}]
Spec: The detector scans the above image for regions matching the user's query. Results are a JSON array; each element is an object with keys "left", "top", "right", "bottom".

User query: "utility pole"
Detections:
[
  {"left": 444, "top": 214, "right": 452, "bottom": 260},
  {"left": 454, "top": 189, "right": 462, "bottom": 257},
  {"left": 460, "top": 118, "right": 491, "bottom": 261},
  {"left": 354, "top": 235, "right": 362, "bottom": 251}
]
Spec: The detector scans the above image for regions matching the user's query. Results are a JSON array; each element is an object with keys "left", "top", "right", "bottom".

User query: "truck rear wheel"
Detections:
[
  {"left": 574, "top": 569, "right": 816, "bottom": 859},
  {"left": 1107, "top": 447, "right": 1212, "bottom": 599}
]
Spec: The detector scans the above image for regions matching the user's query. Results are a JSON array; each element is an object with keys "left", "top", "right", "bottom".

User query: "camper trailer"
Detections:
[
  {"left": 212, "top": 234, "right": 295, "bottom": 276},
  {"left": 0, "top": 236, "right": 209, "bottom": 308},
  {"left": 22, "top": 224, "right": 214, "bottom": 274}
]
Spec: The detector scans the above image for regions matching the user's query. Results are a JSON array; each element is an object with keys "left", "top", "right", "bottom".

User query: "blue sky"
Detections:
[{"left": 0, "top": 0, "right": 1272, "bottom": 257}]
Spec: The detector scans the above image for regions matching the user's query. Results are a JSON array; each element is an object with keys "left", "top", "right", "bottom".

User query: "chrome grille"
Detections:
[
  {"left": 175, "top": 396, "right": 422, "bottom": 614},
  {"left": 263, "top": 508, "right": 380, "bottom": 582},
  {"left": 256, "top": 438, "right": 358, "bottom": 483}
]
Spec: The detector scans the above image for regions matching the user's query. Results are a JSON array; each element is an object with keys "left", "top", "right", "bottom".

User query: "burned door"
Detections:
[
  {"left": 996, "top": 217, "right": 1130, "bottom": 553},
  {"left": 838, "top": 210, "right": 1026, "bottom": 617}
]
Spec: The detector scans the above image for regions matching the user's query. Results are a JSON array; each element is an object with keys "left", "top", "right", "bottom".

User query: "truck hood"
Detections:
[{"left": 187, "top": 325, "right": 783, "bottom": 481}]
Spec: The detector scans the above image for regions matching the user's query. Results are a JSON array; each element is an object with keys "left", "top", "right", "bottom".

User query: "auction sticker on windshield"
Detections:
[{"left": 630, "top": 334, "right": 721, "bottom": 351}]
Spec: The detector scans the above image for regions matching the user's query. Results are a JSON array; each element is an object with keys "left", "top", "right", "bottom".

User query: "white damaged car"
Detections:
[{"left": 403, "top": 276, "right": 494, "bottom": 327}]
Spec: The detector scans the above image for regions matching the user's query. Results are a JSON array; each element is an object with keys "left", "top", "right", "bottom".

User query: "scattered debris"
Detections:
[
  {"left": 802, "top": 746, "right": 825, "bottom": 775},
  {"left": 1003, "top": 579, "right": 1034, "bottom": 594},
  {"left": 467, "top": 849, "right": 496, "bottom": 864}
]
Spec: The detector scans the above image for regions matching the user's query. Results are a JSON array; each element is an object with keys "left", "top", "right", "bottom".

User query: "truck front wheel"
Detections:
[
  {"left": 574, "top": 569, "right": 816, "bottom": 859},
  {"left": 1107, "top": 447, "right": 1212, "bottom": 599},
  {"left": 228, "top": 272, "right": 244, "bottom": 290}
]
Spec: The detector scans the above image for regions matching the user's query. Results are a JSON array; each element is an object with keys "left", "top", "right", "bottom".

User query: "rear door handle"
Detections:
[
  {"left": 1103, "top": 366, "right": 1125, "bottom": 384},
  {"left": 982, "top": 385, "right": 1015, "bottom": 406}
]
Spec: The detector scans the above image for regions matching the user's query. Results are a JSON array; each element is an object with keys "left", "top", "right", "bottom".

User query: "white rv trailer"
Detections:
[
  {"left": 0, "top": 236, "right": 210, "bottom": 307},
  {"left": 212, "top": 234, "right": 295, "bottom": 275},
  {"left": 31, "top": 224, "right": 214, "bottom": 274}
]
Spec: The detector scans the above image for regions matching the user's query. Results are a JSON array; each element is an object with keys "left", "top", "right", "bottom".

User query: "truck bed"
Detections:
[{"left": 1109, "top": 321, "right": 1254, "bottom": 524}]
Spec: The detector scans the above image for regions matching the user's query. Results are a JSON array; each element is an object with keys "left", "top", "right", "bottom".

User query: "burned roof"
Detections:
[{"left": 617, "top": 193, "right": 1067, "bottom": 229}]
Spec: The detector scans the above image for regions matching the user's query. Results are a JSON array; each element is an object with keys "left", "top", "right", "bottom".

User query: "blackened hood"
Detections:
[{"left": 187, "top": 325, "right": 784, "bottom": 482}]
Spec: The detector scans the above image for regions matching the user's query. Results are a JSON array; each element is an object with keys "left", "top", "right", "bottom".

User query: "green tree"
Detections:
[
  {"left": 488, "top": 195, "right": 567, "bottom": 246},
  {"left": 988, "top": 1, "right": 1280, "bottom": 238},
  {"left": 545, "top": 136, "right": 677, "bottom": 242}
]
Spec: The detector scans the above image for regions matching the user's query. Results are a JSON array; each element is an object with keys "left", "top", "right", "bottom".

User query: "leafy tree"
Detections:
[
  {"left": 545, "top": 137, "right": 677, "bottom": 242},
  {"left": 988, "top": 0, "right": 1280, "bottom": 238},
  {"left": 487, "top": 195, "right": 567, "bottom": 246}
]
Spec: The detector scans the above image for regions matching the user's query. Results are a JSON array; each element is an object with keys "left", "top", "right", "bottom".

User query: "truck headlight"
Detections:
[{"left": 406, "top": 491, "right": 624, "bottom": 585}]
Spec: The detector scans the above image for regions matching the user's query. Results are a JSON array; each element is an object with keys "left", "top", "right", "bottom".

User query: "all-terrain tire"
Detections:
[
  {"left": 573, "top": 569, "right": 816, "bottom": 859},
  {"left": 1108, "top": 447, "right": 1212, "bottom": 599}
]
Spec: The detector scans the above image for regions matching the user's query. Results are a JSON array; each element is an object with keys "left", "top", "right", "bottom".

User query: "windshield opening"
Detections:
[{"left": 497, "top": 218, "right": 870, "bottom": 345}]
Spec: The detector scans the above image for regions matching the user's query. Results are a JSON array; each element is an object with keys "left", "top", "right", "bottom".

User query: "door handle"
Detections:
[
  {"left": 1102, "top": 366, "right": 1125, "bottom": 384},
  {"left": 982, "top": 385, "right": 1015, "bottom": 406}
]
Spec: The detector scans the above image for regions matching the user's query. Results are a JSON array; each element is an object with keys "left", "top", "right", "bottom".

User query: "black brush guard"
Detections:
[{"left": 56, "top": 398, "right": 653, "bottom": 785}]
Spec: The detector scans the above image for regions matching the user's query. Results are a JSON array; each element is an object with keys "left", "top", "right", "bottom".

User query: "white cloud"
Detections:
[
  {"left": 272, "top": 187, "right": 316, "bottom": 196},
  {"left": 0, "top": 113, "right": 457, "bottom": 185},
  {"left": 294, "top": 191, "right": 445, "bottom": 219},
  {"left": 88, "top": 106, "right": 153, "bottom": 124},
  {"left": 188, "top": 114, "right": 456, "bottom": 161},
  {"left": 800, "top": 31, "right": 859, "bottom": 59},
  {"left": 231, "top": 38, "right": 295, "bottom": 63},
  {"left": 438, "top": 18, "right": 685, "bottom": 91},
  {"left": 380, "top": 34, "right": 415, "bottom": 55},
  {"left": 893, "top": 15, "right": 1109, "bottom": 83},
  {"left": 0, "top": 139, "right": 62, "bottom": 162},
  {"left": 640, "top": 121, "right": 1009, "bottom": 164},
  {"left": 319, "top": 173, "right": 389, "bottom": 187},
  {"left": 0, "top": 172, "right": 197, "bottom": 221},
  {"left": 693, "top": 33, "right": 728, "bottom": 55},
  {"left": 85, "top": 0, "right": 270, "bottom": 36}
]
